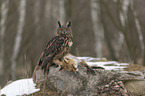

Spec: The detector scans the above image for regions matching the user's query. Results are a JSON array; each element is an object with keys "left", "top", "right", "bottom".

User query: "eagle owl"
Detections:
[{"left": 37, "top": 21, "right": 73, "bottom": 73}]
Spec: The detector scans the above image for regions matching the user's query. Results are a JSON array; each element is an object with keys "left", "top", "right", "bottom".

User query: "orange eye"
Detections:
[
  {"left": 66, "top": 28, "right": 68, "bottom": 30},
  {"left": 60, "top": 28, "right": 62, "bottom": 30}
]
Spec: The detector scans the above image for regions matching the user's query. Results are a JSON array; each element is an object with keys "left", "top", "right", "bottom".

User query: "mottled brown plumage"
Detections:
[{"left": 37, "top": 21, "right": 73, "bottom": 73}]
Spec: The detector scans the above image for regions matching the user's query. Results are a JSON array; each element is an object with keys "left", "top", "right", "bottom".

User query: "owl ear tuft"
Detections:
[
  {"left": 66, "top": 21, "right": 71, "bottom": 27},
  {"left": 58, "top": 21, "right": 61, "bottom": 28}
]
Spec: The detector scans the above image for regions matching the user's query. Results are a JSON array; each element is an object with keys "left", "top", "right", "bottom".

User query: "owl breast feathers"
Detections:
[{"left": 37, "top": 21, "right": 73, "bottom": 73}]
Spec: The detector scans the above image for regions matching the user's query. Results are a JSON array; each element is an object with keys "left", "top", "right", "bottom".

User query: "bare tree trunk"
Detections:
[
  {"left": 58, "top": 0, "right": 66, "bottom": 24},
  {"left": 65, "top": 0, "right": 72, "bottom": 20},
  {"left": 134, "top": 12, "right": 144, "bottom": 63},
  {"left": 114, "top": 0, "right": 128, "bottom": 57},
  {"left": 132, "top": 0, "right": 145, "bottom": 65},
  {"left": 117, "top": 0, "right": 143, "bottom": 64},
  {"left": 0, "top": 0, "right": 9, "bottom": 76},
  {"left": 125, "top": 1, "right": 143, "bottom": 64},
  {"left": 71, "top": 0, "right": 96, "bottom": 57},
  {"left": 119, "top": 0, "right": 130, "bottom": 27},
  {"left": 100, "top": 0, "right": 118, "bottom": 60},
  {"left": 119, "top": 0, "right": 132, "bottom": 61},
  {"left": 11, "top": 0, "right": 26, "bottom": 80},
  {"left": 44, "top": 0, "right": 59, "bottom": 38},
  {"left": 34, "top": 0, "right": 41, "bottom": 26},
  {"left": 90, "top": 0, "right": 104, "bottom": 57}
]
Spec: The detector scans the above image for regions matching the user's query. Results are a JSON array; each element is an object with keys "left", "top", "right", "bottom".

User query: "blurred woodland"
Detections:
[{"left": 0, "top": 0, "right": 145, "bottom": 87}]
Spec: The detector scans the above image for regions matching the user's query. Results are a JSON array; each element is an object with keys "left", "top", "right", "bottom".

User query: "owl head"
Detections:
[{"left": 56, "top": 21, "right": 73, "bottom": 38}]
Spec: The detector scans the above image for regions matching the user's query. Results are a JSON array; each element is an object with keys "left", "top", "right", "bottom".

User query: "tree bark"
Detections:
[{"left": 11, "top": 0, "right": 26, "bottom": 80}]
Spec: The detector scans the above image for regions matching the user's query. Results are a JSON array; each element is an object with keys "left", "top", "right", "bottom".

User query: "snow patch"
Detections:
[
  {"left": 0, "top": 78, "right": 40, "bottom": 96},
  {"left": 77, "top": 57, "right": 129, "bottom": 70}
]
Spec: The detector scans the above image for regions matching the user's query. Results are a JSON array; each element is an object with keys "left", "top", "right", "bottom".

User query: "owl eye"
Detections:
[
  {"left": 66, "top": 28, "right": 68, "bottom": 30},
  {"left": 60, "top": 28, "right": 62, "bottom": 30}
]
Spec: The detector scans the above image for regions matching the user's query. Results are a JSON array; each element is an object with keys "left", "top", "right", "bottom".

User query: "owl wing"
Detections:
[
  {"left": 44, "top": 36, "right": 67, "bottom": 57},
  {"left": 37, "top": 35, "right": 67, "bottom": 72}
]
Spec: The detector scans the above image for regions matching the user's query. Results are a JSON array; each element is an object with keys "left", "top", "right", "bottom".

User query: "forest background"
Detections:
[{"left": 0, "top": 0, "right": 145, "bottom": 87}]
